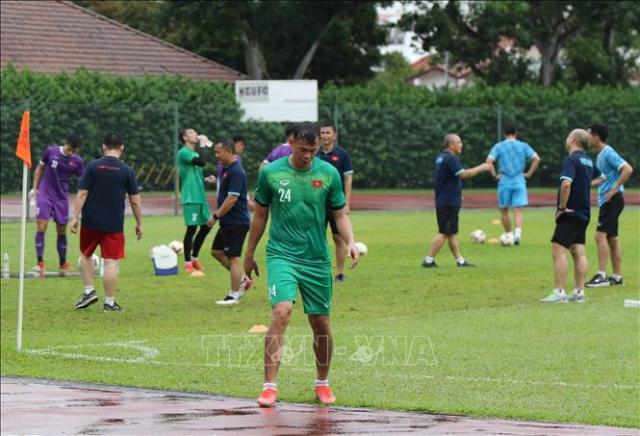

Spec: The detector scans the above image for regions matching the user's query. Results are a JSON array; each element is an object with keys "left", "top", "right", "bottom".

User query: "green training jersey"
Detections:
[
  {"left": 176, "top": 146, "right": 207, "bottom": 204},
  {"left": 255, "top": 156, "right": 346, "bottom": 266}
]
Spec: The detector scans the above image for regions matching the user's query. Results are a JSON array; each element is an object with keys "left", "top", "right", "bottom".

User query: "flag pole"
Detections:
[
  {"left": 15, "top": 110, "right": 31, "bottom": 353},
  {"left": 17, "top": 162, "right": 28, "bottom": 352}
]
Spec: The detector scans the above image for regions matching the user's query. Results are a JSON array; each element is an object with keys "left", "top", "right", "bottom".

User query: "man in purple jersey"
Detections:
[
  {"left": 31, "top": 133, "right": 84, "bottom": 275},
  {"left": 258, "top": 124, "right": 298, "bottom": 171}
]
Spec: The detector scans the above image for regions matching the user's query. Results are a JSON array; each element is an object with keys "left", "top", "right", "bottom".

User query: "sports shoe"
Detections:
[
  {"left": 567, "top": 290, "right": 586, "bottom": 303},
  {"left": 257, "top": 388, "right": 277, "bottom": 407},
  {"left": 421, "top": 260, "right": 438, "bottom": 268},
  {"left": 457, "top": 260, "right": 475, "bottom": 267},
  {"left": 609, "top": 276, "right": 624, "bottom": 286},
  {"left": 334, "top": 273, "right": 345, "bottom": 283},
  {"left": 586, "top": 273, "right": 609, "bottom": 288},
  {"left": 514, "top": 237, "right": 520, "bottom": 246},
  {"left": 74, "top": 290, "right": 98, "bottom": 309},
  {"left": 32, "top": 261, "right": 45, "bottom": 277},
  {"left": 216, "top": 291, "right": 246, "bottom": 305},
  {"left": 184, "top": 262, "right": 194, "bottom": 273},
  {"left": 239, "top": 275, "right": 253, "bottom": 293},
  {"left": 59, "top": 262, "right": 71, "bottom": 271},
  {"left": 315, "top": 385, "right": 336, "bottom": 404},
  {"left": 540, "top": 289, "right": 567, "bottom": 303},
  {"left": 191, "top": 259, "right": 204, "bottom": 272},
  {"left": 103, "top": 302, "right": 122, "bottom": 312}
]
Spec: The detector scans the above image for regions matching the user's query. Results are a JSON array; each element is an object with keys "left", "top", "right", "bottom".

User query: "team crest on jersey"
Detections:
[
  {"left": 331, "top": 155, "right": 339, "bottom": 162},
  {"left": 279, "top": 179, "right": 290, "bottom": 186},
  {"left": 312, "top": 180, "right": 323, "bottom": 188}
]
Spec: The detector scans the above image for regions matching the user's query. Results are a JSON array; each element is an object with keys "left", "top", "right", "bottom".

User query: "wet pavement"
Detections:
[{"left": 1, "top": 377, "right": 636, "bottom": 435}]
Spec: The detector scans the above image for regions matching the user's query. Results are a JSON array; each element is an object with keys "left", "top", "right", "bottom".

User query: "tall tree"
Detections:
[
  {"left": 77, "top": 0, "right": 388, "bottom": 85},
  {"left": 402, "top": 0, "right": 626, "bottom": 86}
]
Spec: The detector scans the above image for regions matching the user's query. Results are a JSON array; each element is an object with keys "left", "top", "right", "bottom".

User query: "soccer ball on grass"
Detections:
[
  {"left": 168, "top": 240, "right": 184, "bottom": 254},
  {"left": 499, "top": 232, "right": 515, "bottom": 246},
  {"left": 470, "top": 229, "right": 486, "bottom": 243}
]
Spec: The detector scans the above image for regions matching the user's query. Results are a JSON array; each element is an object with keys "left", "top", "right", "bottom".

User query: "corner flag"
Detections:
[
  {"left": 16, "top": 111, "right": 31, "bottom": 168},
  {"left": 16, "top": 111, "right": 31, "bottom": 352}
]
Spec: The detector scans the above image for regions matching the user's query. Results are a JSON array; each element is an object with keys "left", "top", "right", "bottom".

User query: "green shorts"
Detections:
[
  {"left": 182, "top": 203, "right": 210, "bottom": 226},
  {"left": 267, "top": 258, "right": 333, "bottom": 315}
]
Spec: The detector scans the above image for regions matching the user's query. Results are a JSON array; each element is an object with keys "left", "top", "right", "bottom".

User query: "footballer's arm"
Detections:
[
  {"left": 208, "top": 195, "right": 238, "bottom": 226},
  {"left": 485, "top": 157, "right": 499, "bottom": 181},
  {"left": 334, "top": 207, "right": 359, "bottom": 268},
  {"left": 524, "top": 154, "right": 541, "bottom": 179},
  {"left": 460, "top": 163, "right": 490, "bottom": 179},
  {"left": 555, "top": 179, "right": 573, "bottom": 219},
  {"left": 31, "top": 162, "right": 46, "bottom": 194},
  {"left": 128, "top": 194, "right": 143, "bottom": 240},
  {"left": 69, "top": 189, "right": 89, "bottom": 234},
  {"left": 243, "top": 204, "right": 269, "bottom": 278}
]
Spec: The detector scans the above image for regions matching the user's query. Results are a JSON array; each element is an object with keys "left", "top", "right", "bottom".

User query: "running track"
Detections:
[{"left": 2, "top": 191, "right": 638, "bottom": 219}]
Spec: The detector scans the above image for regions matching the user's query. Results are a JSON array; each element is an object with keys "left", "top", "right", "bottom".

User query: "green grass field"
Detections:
[{"left": 1, "top": 208, "right": 639, "bottom": 427}]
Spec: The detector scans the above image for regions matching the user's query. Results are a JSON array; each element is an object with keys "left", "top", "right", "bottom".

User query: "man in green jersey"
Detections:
[
  {"left": 176, "top": 128, "right": 215, "bottom": 273},
  {"left": 244, "top": 122, "right": 360, "bottom": 407}
]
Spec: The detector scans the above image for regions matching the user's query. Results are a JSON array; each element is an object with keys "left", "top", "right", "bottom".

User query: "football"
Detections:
[
  {"left": 470, "top": 229, "right": 486, "bottom": 243},
  {"left": 499, "top": 232, "right": 515, "bottom": 246},
  {"left": 168, "top": 240, "right": 184, "bottom": 254},
  {"left": 355, "top": 242, "right": 368, "bottom": 256},
  {"left": 77, "top": 254, "right": 100, "bottom": 270}
]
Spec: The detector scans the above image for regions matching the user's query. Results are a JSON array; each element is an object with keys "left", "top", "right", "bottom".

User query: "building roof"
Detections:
[
  {"left": 0, "top": 0, "right": 245, "bottom": 82},
  {"left": 407, "top": 55, "right": 472, "bottom": 82}
]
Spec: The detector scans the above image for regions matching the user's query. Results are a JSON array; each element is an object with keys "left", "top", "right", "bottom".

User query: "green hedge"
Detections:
[{"left": 2, "top": 67, "right": 638, "bottom": 193}]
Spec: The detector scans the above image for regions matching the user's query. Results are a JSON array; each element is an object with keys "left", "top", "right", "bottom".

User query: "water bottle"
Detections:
[
  {"left": 2, "top": 253, "right": 9, "bottom": 279},
  {"left": 29, "top": 189, "right": 36, "bottom": 208}
]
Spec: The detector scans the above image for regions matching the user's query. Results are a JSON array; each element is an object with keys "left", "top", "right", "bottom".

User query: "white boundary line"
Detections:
[{"left": 24, "top": 339, "right": 639, "bottom": 392}]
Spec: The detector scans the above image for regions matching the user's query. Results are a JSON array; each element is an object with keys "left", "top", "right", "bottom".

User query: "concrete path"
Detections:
[{"left": 1, "top": 377, "right": 636, "bottom": 435}]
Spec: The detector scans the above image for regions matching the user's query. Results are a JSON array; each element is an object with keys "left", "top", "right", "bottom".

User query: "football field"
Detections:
[{"left": 0, "top": 208, "right": 638, "bottom": 427}]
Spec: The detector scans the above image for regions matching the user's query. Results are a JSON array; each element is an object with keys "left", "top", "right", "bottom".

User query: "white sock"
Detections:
[
  {"left": 456, "top": 256, "right": 465, "bottom": 264},
  {"left": 263, "top": 382, "right": 277, "bottom": 391},
  {"left": 612, "top": 274, "right": 622, "bottom": 280},
  {"left": 597, "top": 271, "right": 606, "bottom": 278},
  {"left": 554, "top": 288, "right": 566, "bottom": 295},
  {"left": 573, "top": 288, "right": 584, "bottom": 295},
  {"left": 105, "top": 296, "right": 115, "bottom": 306},
  {"left": 84, "top": 286, "right": 94, "bottom": 295},
  {"left": 425, "top": 256, "right": 435, "bottom": 263},
  {"left": 229, "top": 290, "right": 242, "bottom": 299},
  {"left": 315, "top": 379, "right": 329, "bottom": 387},
  {"left": 514, "top": 228, "right": 522, "bottom": 239}
]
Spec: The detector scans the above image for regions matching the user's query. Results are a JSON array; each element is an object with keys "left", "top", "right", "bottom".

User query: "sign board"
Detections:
[{"left": 235, "top": 80, "right": 318, "bottom": 122}]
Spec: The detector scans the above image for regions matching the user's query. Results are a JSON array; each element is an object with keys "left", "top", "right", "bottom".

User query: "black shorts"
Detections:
[
  {"left": 436, "top": 206, "right": 460, "bottom": 235},
  {"left": 596, "top": 192, "right": 624, "bottom": 237},
  {"left": 325, "top": 209, "right": 339, "bottom": 235},
  {"left": 212, "top": 224, "right": 249, "bottom": 257},
  {"left": 551, "top": 216, "right": 589, "bottom": 248}
]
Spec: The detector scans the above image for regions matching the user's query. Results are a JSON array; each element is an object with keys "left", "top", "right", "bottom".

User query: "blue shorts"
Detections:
[{"left": 497, "top": 183, "right": 528, "bottom": 208}]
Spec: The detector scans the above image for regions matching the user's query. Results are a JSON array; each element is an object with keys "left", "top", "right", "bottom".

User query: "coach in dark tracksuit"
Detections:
[{"left": 541, "top": 129, "right": 601, "bottom": 304}]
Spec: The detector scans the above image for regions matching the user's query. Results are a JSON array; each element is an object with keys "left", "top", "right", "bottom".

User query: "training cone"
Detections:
[
  {"left": 248, "top": 324, "right": 269, "bottom": 333},
  {"left": 190, "top": 270, "right": 205, "bottom": 277},
  {"left": 488, "top": 238, "right": 499, "bottom": 244},
  {"left": 491, "top": 219, "right": 501, "bottom": 225}
]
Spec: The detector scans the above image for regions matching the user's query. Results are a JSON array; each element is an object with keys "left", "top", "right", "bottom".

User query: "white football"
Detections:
[
  {"left": 355, "top": 242, "right": 368, "bottom": 256},
  {"left": 470, "top": 229, "right": 486, "bottom": 243},
  {"left": 499, "top": 232, "right": 515, "bottom": 246},
  {"left": 77, "top": 254, "right": 100, "bottom": 270},
  {"left": 168, "top": 240, "right": 184, "bottom": 254}
]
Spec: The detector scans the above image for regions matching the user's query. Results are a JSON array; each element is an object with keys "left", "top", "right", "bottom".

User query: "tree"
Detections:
[
  {"left": 77, "top": 0, "right": 388, "bottom": 85},
  {"left": 402, "top": 1, "right": 632, "bottom": 87},
  {"left": 370, "top": 52, "right": 415, "bottom": 87}
]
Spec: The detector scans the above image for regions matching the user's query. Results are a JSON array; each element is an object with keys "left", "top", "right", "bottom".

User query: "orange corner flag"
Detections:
[{"left": 15, "top": 111, "right": 31, "bottom": 168}]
